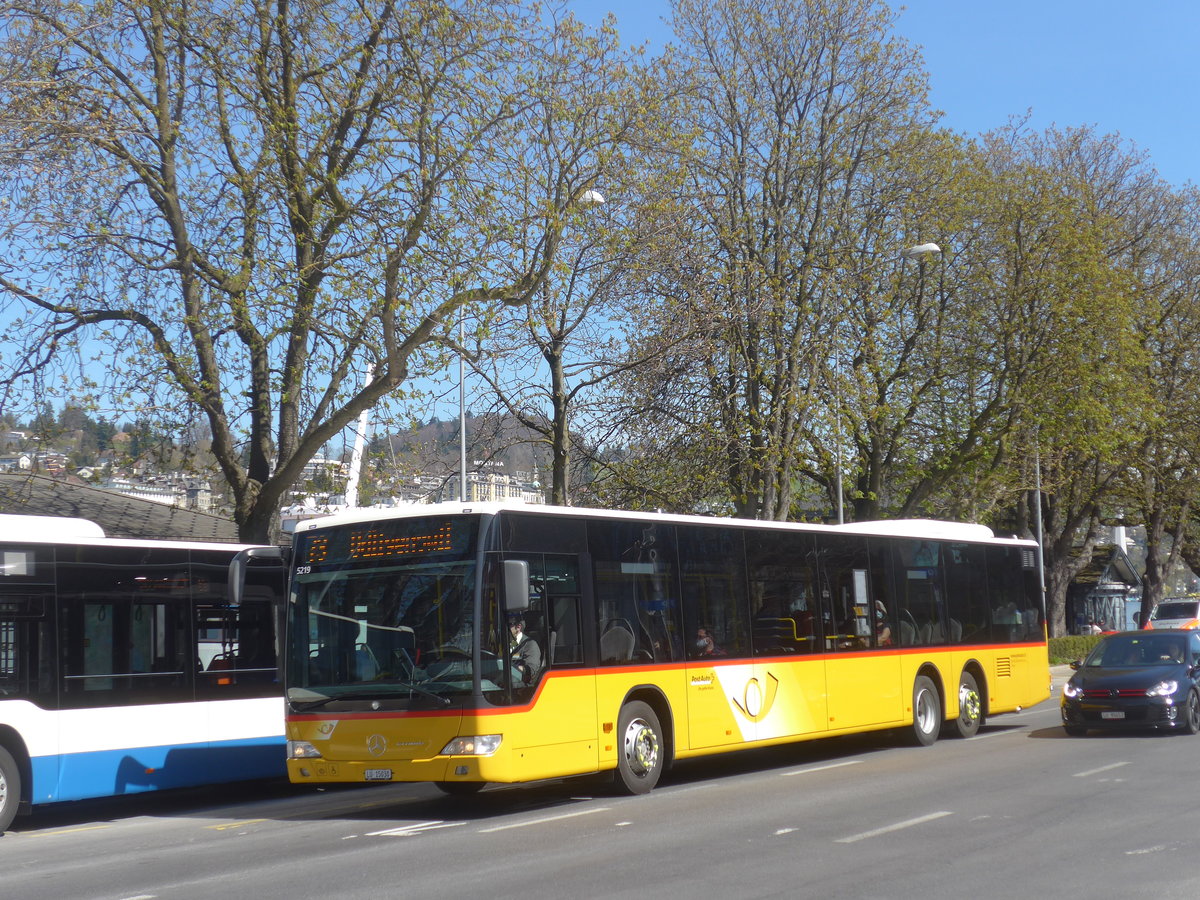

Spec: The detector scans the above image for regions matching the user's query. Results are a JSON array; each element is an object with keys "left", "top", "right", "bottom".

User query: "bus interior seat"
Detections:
[
  {"left": 600, "top": 620, "right": 635, "bottom": 661},
  {"left": 898, "top": 620, "right": 916, "bottom": 646}
]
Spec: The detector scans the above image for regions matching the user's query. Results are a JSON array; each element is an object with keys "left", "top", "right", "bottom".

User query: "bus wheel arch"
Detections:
[
  {"left": 613, "top": 688, "right": 672, "bottom": 794},
  {"left": 909, "top": 670, "right": 942, "bottom": 747}
]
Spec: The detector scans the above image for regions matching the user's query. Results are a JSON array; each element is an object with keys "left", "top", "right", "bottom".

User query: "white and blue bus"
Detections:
[{"left": 0, "top": 514, "right": 288, "bottom": 831}]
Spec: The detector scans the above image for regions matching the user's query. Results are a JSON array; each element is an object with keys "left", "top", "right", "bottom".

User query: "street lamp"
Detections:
[
  {"left": 835, "top": 241, "right": 943, "bottom": 524},
  {"left": 899, "top": 242, "right": 941, "bottom": 260}
]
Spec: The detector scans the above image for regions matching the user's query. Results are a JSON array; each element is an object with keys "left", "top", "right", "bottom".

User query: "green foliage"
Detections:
[{"left": 1048, "top": 634, "right": 1103, "bottom": 665}]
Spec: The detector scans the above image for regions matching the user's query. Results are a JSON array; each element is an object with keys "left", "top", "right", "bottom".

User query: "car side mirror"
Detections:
[{"left": 1069, "top": 660, "right": 1081, "bottom": 670}]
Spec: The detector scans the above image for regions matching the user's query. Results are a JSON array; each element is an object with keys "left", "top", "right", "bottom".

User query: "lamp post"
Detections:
[{"left": 834, "top": 242, "right": 942, "bottom": 524}]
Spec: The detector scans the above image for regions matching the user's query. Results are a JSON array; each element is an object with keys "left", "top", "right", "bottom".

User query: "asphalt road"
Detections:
[{"left": 8, "top": 667, "right": 1200, "bottom": 900}]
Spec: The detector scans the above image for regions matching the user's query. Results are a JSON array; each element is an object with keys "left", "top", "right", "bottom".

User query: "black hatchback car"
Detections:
[{"left": 1061, "top": 629, "right": 1200, "bottom": 735}]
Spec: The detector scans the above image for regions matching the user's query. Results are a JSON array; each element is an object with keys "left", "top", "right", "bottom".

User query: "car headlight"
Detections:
[
  {"left": 1147, "top": 680, "right": 1179, "bottom": 698},
  {"left": 1062, "top": 681, "right": 1081, "bottom": 699},
  {"left": 440, "top": 734, "right": 502, "bottom": 756}
]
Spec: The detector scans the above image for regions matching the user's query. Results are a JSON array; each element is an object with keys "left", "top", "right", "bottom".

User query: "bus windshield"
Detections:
[{"left": 286, "top": 515, "right": 487, "bottom": 708}]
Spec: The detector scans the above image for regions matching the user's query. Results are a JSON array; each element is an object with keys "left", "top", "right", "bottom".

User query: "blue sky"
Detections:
[{"left": 567, "top": 0, "right": 1200, "bottom": 188}]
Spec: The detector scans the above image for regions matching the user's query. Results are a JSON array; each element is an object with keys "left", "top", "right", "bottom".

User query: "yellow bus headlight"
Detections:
[
  {"left": 288, "top": 740, "right": 323, "bottom": 759},
  {"left": 440, "top": 735, "right": 502, "bottom": 756}
]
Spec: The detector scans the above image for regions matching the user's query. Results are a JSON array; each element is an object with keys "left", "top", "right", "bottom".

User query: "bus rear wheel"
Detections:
[
  {"left": 945, "top": 671, "right": 983, "bottom": 739},
  {"left": 910, "top": 676, "right": 941, "bottom": 747},
  {"left": 614, "top": 701, "right": 664, "bottom": 795},
  {"left": 0, "top": 745, "right": 21, "bottom": 833}
]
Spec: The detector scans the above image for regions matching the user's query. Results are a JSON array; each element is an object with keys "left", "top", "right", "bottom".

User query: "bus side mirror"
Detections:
[
  {"left": 229, "top": 546, "right": 284, "bottom": 606},
  {"left": 504, "top": 560, "right": 531, "bottom": 613}
]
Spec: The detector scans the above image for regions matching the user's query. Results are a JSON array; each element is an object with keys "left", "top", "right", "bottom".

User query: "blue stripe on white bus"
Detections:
[{"left": 31, "top": 735, "right": 286, "bottom": 804}]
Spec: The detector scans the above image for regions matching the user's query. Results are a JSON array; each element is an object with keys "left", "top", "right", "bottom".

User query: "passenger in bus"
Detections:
[
  {"left": 875, "top": 602, "right": 892, "bottom": 647},
  {"left": 508, "top": 615, "right": 542, "bottom": 684},
  {"left": 693, "top": 627, "right": 724, "bottom": 657}
]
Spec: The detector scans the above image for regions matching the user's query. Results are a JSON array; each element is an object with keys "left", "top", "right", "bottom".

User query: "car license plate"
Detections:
[
  {"left": 364, "top": 768, "right": 393, "bottom": 781},
  {"left": 1101, "top": 711, "right": 1125, "bottom": 720}
]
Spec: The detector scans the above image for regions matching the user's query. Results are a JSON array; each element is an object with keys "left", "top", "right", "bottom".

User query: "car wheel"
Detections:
[
  {"left": 909, "top": 675, "right": 941, "bottom": 747},
  {"left": 614, "top": 700, "right": 664, "bottom": 794},
  {"left": 945, "top": 671, "right": 983, "bottom": 739},
  {"left": 1183, "top": 690, "right": 1200, "bottom": 735},
  {"left": 0, "top": 745, "right": 20, "bottom": 833}
]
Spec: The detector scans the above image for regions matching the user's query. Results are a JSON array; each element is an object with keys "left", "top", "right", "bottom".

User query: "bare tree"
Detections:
[
  {"left": 641, "top": 0, "right": 936, "bottom": 521},
  {"left": 0, "top": 0, "right": 644, "bottom": 540}
]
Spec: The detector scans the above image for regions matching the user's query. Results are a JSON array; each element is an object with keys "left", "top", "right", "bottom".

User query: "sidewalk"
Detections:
[{"left": 1049, "top": 664, "right": 1072, "bottom": 692}]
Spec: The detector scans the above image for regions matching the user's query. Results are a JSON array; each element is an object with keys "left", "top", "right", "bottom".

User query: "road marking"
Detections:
[
  {"left": 775, "top": 828, "right": 797, "bottom": 836},
  {"left": 478, "top": 806, "right": 610, "bottom": 833},
  {"left": 966, "top": 729, "right": 1015, "bottom": 741},
  {"left": 1073, "top": 762, "right": 1129, "bottom": 778},
  {"left": 32, "top": 824, "right": 112, "bottom": 837},
  {"left": 781, "top": 760, "right": 862, "bottom": 777},
  {"left": 367, "top": 820, "right": 466, "bottom": 837},
  {"left": 206, "top": 819, "right": 268, "bottom": 831},
  {"left": 1126, "top": 845, "right": 1167, "bottom": 856},
  {"left": 835, "top": 811, "right": 954, "bottom": 844}
]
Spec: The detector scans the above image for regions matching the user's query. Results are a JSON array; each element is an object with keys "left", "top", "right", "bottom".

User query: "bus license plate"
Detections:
[
  {"left": 1101, "top": 711, "right": 1125, "bottom": 720},
  {"left": 364, "top": 769, "right": 393, "bottom": 781}
]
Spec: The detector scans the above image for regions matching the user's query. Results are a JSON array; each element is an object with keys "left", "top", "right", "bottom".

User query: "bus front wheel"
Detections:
[
  {"left": 614, "top": 701, "right": 664, "bottom": 795},
  {"left": 910, "top": 676, "right": 941, "bottom": 747},
  {"left": 0, "top": 745, "right": 21, "bottom": 833}
]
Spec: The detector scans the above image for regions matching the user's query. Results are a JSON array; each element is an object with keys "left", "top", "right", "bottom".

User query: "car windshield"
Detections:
[
  {"left": 1152, "top": 601, "right": 1200, "bottom": 620},
  {"left": 1087, "top": 635, "right": 1187, "bottom": 667}
]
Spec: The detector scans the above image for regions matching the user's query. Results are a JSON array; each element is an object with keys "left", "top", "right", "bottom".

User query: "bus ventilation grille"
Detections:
[
  {"left": 1021, "top": 549, "right": 1037, "bottom": 569},
  {"left": 996, "top": 657, "right": 1012, "bottom": 678}
]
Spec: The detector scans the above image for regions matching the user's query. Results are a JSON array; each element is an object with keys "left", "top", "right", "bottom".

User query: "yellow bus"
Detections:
[{"left": 283, "top": 503, "right": 1049, "bottom": 795}]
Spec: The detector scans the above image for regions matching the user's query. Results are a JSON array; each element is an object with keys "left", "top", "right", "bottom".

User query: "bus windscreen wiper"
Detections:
[{"left": 293, "top": 685, "right": 450, "bottom": 710}]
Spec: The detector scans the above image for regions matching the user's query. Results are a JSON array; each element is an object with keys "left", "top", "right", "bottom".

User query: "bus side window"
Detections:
[
  {"left": 814, "top": 534, "right": 872, "bottom": 651},
  {"left": 548, "top": 595, "right": 581, "bottom": 666},
  {"left": 590, "top": 521, "right": 685, "bottom": 664},
  {"left": 677, "top": 524, "right": 749, "bottom": 659},
  {"left": 59, "top": 547, "right": 191, "bottom": 705}
]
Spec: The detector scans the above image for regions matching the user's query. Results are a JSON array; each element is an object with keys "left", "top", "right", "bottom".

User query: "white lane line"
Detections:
[
  {"left": 781, "top": 760, "right": 863, "bottom": 777},
  {"left": 1073, "top": 762, "right": 1130, "bottom": 778},
  {"left": 835, "top": 811, "right": 954, "bottom": 844},
  {"left": 966, "top": 729, "right": 1017, "bottom": 741},
  {"left": 478, "top": 806, "right": 610, "bottom": 834},
  {"left": 367, "top": 820, "right": 466, "bottom": 837}
]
